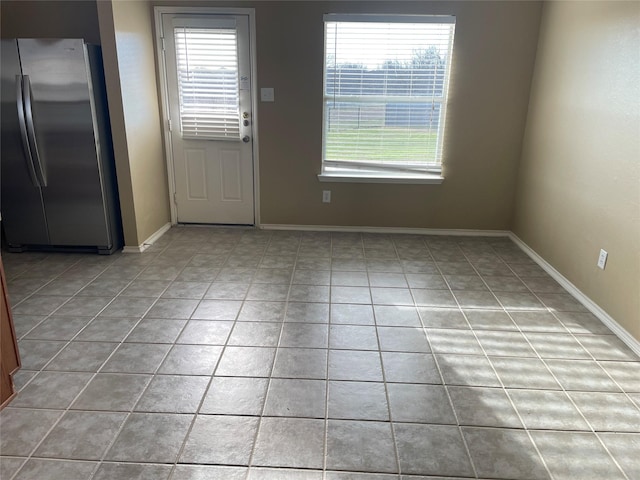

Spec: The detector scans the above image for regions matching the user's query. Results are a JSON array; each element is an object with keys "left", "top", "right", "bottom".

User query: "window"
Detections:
[
  {"left": 174, "top": 25, "right": 240, "bottom": 139},
  {"left": 321, "top": 14, "right": 455, "bottom": 182}
]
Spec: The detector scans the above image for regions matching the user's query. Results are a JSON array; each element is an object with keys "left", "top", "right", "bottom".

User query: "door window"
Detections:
[{"left": 174, "top": 26, "right": 240, "bottom": 140}]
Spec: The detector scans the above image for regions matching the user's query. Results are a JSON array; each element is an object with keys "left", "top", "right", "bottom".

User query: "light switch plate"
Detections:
[
  {"left": 597, "top": 249, "right": 608, "bottom": 269},
  {"left": 260, "top": 87, "right": 275, "bottom": 102}
]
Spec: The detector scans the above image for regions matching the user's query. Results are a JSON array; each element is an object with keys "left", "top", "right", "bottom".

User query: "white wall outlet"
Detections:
[
  {"left": 597, "top": 249, "right": 608, "bottom": 269},
  {"left": 260, "top": 87, "right": 275, "bottom": 102},
  {"left": 322, "top": 190, "right": 331, "bottom": 203}
]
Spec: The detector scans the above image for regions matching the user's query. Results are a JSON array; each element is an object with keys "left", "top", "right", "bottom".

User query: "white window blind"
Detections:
[
  {"left": 323, "top": 15, "right": 455, "bottom": 174},
  {"left": 174, "top": 27, "right": 240, "bottom": 140}
]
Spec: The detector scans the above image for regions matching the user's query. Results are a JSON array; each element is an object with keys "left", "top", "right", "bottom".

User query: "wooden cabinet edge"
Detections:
[
  {"left": 0, "top": 363, "right": 18, "bottom": 409},
  {"left": 0, "top": 255, "right": 21, "bottom": 409}
]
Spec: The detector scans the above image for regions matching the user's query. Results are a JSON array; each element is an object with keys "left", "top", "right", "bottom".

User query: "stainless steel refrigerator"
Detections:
[{"left": 1, "top": 38, "right": 122, "bottom": 254}]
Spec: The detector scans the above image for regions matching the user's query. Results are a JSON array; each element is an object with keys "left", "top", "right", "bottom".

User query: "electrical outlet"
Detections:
[
  {"left": 322, "top": 190, "right": 331, "bottom": 203},
  {"left": 597, "top": 249, "right": 608, "bottom": 269}
]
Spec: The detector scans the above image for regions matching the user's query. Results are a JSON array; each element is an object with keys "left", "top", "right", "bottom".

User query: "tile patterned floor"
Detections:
[{"left": 1, "top": 227, "right": 639, "bottom": 480}]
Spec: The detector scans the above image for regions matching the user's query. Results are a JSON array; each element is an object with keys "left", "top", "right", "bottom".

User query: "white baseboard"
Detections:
[
  {"left": 122, "top": 222, "right": 171, "bottom": 254},
  {"left": 260, "top": 224, "right": 511, "bottom": 237},
  {"left": 120, "top": 246, "right": 143, "bottom": 254},
  {"left": 509, "top": 233, "right": 640, "bottom": 357}
]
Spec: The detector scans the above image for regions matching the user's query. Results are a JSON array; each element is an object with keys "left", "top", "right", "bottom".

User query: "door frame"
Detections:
[{"left": 153, "top": 6, "right": 260, "bottom": 227}]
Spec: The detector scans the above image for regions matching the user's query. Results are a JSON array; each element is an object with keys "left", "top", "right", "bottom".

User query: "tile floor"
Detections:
[{"left": 1, "top": 227, "right": 639, "bottom": 480}]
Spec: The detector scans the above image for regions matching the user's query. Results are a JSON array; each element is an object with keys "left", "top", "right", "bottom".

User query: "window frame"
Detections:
[{"left": 319, "top": 14, "right": 456, "bottom": 184}]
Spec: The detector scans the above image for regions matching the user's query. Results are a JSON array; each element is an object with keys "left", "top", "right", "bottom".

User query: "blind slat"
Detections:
[
  {"left": 323, "top": 18, "right": 455, "bottom": 170},
  {"left": 174, "top": 26, "right": 240, "bottom": 140}
]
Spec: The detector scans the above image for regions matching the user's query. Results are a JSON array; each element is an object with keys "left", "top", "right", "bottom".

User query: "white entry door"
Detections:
[{"left": 161, "top": 14, "right": 254, "bottom": 224}]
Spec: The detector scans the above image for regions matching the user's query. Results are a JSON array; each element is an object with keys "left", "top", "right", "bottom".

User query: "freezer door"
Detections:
[
  {"left": 17, "top": 39, "right": 112, "bottom": 248},
  {"left": 0, "top": 39, "right": 49, "bottom": 247}
]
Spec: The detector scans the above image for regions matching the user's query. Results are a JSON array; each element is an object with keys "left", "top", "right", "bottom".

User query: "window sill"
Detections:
[{"left": 317, "top": 171, "right": 444, "bottom": 184}]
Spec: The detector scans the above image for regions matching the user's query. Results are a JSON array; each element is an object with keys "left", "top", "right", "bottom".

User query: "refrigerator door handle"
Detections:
[
  {"left": 22, "top": 75, "right": 47, "bottom": 187},
  {"left": 16, "top": 74, "right": 40, "bottom": 187}
]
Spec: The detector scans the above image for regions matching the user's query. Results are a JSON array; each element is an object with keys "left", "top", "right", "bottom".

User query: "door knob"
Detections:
[{"left": 242, "top": 135, "right": 250, "bottom": 143}]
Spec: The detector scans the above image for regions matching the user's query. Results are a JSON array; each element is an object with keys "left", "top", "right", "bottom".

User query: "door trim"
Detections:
[{"left": 153, "top": 6, "right": 260, "bottom": 227}]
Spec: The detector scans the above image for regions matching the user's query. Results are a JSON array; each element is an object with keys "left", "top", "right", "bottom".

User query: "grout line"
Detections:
[
  {"left": 374, "top": 236, "right": 413, "bottom": 479},
  {"left": 244, "top": 232, "right": 296, "bottom": 476},
  {"left": 73, "top": 242, "right": 178, "bottom": 480},
  {"left": 3, "top": 229, "right": 638, "bottom": 480},
  {"left": 420, "top": 238, "right": 481, "bottom": 480},
  {"left": 321, "top": 233, "right": 337, "bottom": 479},
  {"left": 494, "top": 250, "right": 634, "bottom": 479},
  {"left": 459, "top": 241, "right": 572, "bottom": 479},
  {"left": 165, "top": 232, "right": 260, "bottom": 480},
  {"left": 16, "top": 238, "right": 197, "bottom": 478},
  {"left": 7, "top": 265, "right": 134, "bottom": 476},
  {"left": 463, "top": 239, "right": 631, "bottom": 480},
  {"left": 6, "top": 249, "right": 167, "bottom": 480}
]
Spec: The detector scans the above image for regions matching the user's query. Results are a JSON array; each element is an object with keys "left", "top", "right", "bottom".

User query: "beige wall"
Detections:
[
  {"left": 257, "top": 1, "right": 542, "bottom": 228},
  {"left": 513, "top": 2, "right": 640, "bottom": 338},
  {"left": 97, "top": 1, "right": 139, "bottom": 246},
  {"left": 0, "top": 1, "right": 101, "bottom": 44},
  {"left": 98, "top": 0, "right": 170, "bottom": 246},
  {"left": 154, "top": 1, "right": 542, "bottom": 229}
]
